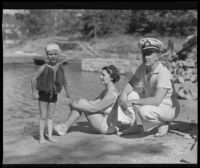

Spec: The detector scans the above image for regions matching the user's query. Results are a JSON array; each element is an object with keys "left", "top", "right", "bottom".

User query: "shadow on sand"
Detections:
[
  {"left": 169, "top": 120, "right": 197, "bottom": 137},
  {"left": 23, "top": 120, "right": 197, "bottom": 140},
  {"left": 68, "top": 121, "right": 98, "bottom": 134},
  {"left": 23, "top": 121, "right": 98, "bottom": 141},
  {"left": 120, "top": 120, "right": 197, "bottom": 139},
  {"left": 23, "top": 122, "right": 39, "bottom": 140}
]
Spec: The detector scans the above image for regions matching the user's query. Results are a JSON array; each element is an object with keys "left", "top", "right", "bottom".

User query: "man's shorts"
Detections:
[{"left": 38, "top": 91, "right": 57, "bottom": 103}]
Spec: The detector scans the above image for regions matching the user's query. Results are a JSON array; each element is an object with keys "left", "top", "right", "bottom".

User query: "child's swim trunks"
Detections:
[{"left": 38, "top": 91, "right": 57, "bottom": 103}]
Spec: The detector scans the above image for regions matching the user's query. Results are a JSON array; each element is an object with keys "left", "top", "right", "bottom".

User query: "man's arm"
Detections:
[
  {"left": 131, "top": 68, "right": 171, "bottom": 106},
  {"left": 131, "top": 87, "right": 168, "bottom": 106}
]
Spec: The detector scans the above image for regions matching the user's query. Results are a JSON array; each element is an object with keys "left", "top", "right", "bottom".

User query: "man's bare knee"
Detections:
[{"left": 77, "top": 99, "right": 89, "bottom": 106}]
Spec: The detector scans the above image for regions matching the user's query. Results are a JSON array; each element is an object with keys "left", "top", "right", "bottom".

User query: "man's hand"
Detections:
[
  {"left": 119, "top": 93, "right": 128, "bottom": 110},
  {"left": 121, "top": 100, "right": 133, "bottom": 110}
]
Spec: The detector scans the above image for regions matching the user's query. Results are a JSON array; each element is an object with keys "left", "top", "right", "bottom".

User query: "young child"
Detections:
[{"left": 31, "top": 43, "right": 71, "bottom": 144}]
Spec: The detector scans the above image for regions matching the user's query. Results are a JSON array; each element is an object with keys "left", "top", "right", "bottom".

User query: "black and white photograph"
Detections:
[{"left": 3, "top": 2, "right": 198, "bottom": 164}]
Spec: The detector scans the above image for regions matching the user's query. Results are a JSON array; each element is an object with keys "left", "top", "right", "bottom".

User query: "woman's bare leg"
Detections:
[
  {"left": 61, "top": 109, "right": 82, "bottom": 132},
  {"left": 59, "top": 99, "right": 113, "bottom": 134},
  {"left": 60, "top": 99, "right": 91, "bottom": 132}
]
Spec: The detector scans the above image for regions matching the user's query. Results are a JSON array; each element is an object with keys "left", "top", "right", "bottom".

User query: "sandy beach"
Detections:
[{"left": 3, "top": 98, "right": 197, "bottom": 164}]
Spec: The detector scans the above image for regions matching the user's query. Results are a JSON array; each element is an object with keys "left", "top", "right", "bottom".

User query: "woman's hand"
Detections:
[
  {"left": 65, "top": 97, "right": 73, "bottom": 105},
  {"left": 71, "top": 102, "right": 81, "bottom": 111},
  {"left": 67, "top": 99, "right": 78, "bottom": 110},
  {"left": 32, "top": 91, "right": 39, "bottom": 100},
  {"left": 70, "top": 98, "right": 91, "bottom": 111}
]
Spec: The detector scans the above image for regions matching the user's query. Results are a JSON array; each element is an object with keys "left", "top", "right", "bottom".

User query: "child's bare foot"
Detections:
[
  {"left": 47, "top": 136, "right": 58, "bottom": 143},
  {"left": 39, "top": 138, "right": 46, "bottom": 144}
]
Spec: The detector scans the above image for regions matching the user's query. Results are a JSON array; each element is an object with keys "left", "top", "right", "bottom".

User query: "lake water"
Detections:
[{"left": 3, "top": 62, "right": 132, "bottom": 131}]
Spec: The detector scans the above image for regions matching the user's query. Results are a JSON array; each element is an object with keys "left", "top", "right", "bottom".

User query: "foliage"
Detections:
[
  {"left": 81, "top": 10, "right": 132, "bottom": 38},
  {"left": 129, "top": 10, "right": 197, "bottom": 36},
  {"left": 15, "top": 10, "right": 52, "bottom": 36},
  {"left": 12, "top": 10, "right": 197, "bottom": 39}
]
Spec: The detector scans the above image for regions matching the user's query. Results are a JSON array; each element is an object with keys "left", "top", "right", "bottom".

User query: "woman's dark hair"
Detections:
[{"left": 102, "top": 65, "right": 120, "bottom": 83}]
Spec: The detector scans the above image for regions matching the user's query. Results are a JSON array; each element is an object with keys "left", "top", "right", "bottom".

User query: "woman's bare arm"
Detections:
[
  {"left": 88, "top": 90, "right": 106, "bottom": 104},
  {"left": 72, "top": 92, "right": 117, "bottom": 113}
]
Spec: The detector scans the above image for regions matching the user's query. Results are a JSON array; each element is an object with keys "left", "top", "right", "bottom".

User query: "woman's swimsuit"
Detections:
[{"left": 101, "top": 92, "right": 119, "bottom": 134}]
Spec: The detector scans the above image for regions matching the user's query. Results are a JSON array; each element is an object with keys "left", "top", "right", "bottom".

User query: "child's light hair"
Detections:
[{"left": 45, "top": 43, "right": 61, "bottom": 54}]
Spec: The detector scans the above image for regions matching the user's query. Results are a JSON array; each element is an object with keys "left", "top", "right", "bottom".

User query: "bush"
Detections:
[{"left": 14, "top": 10, "right": 197, "bottom": 39}]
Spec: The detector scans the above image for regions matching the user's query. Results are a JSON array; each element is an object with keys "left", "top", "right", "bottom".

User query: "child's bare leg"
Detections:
[
  {"left": 39, "top": 101, "right": 48, "bottom": 144},
  {"left": 47, "top": 102, "right": 57, "bottom": 142}
]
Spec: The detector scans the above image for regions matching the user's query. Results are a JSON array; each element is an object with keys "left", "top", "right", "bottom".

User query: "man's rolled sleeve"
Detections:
[{"left": 157, "top": 68, "right": 172, "bottom": 89}]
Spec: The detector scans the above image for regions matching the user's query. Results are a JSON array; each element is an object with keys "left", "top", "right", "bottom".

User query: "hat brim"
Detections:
[{"left": 142, "top": 46, "right": 160, "bottom": 51}]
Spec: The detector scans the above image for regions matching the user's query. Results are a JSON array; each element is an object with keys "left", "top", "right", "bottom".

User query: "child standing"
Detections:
[{"left": 31, "top": 43, "right": 71, "bottom": 144}]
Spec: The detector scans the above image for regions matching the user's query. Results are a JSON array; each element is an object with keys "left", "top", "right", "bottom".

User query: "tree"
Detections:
[
  {"left": 15, "top": 10, "right": 54, "bottom": 36},
  {"left": 81, "top": 10, "right": 132, "bottom": 39}
]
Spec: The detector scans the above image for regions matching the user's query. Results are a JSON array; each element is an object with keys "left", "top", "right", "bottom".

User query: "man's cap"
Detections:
[
  {"left": 137, "top": 38, "right": 164, "bottom": 52},
  {"left": 45, "top": 43, "right": 61, "bottom": 53}
]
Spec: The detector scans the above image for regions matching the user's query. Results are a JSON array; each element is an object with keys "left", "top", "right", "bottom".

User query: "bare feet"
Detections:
[
  {"left": 54, "top": 123, "right": 67, "bottom": 136},
  {"left": 154, "top": 122, "right": 169, "bottom": 137},
  {"left": 47, "top": 136, "right": 58, "bottom": 143},
  {"left": 39, "top": 138, "right": 46, "bottom": 144},
  {"left": 59, "top": 123, "right": 68, "bottom": 136}
]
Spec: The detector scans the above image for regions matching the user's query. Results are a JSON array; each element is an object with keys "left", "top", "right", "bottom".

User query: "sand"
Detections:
[{"left": 3, "top": 98, "right": 197, "bottom": 164}]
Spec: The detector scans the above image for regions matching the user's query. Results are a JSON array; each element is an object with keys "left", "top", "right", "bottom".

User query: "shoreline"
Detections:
[{"left": 3, "top": 55, "right": 81, "bottom": 64}]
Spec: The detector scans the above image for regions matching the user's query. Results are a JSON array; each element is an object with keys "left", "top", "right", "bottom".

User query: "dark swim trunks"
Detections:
[{"left": 38, "top": 91, "right": 57, "bottom": 103}]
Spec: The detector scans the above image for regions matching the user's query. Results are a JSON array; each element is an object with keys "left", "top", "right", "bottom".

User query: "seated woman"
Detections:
[{"left": 54, "top": 65, "right": 123, "bottom": 135}]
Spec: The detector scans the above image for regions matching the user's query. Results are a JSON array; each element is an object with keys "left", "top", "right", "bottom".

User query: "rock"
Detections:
[
  {"left": 171, "top": 62, "right": 177, "bottom": 68},
  {"left": 177, "top": 87, "right": 194, "bottom": 100},
  {"left": 191, "top": 75, "right": 197, "bottom": 83},
  {"left": 177, "top": 76, "right": 185, "bottom": 84},
  {"left": 180, "top": 141, "right": 197, "bottom": 164},
  {"left": 185, "top": 94, "right": 193, "bottom": 100},
  {"left": 183, "top": 61, "right": 195, "bottom": 68}
]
